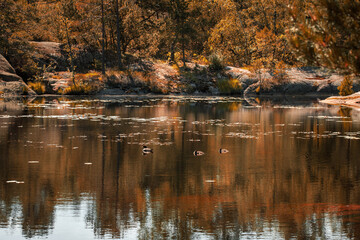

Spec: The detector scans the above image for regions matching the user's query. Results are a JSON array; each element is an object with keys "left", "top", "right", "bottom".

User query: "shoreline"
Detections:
[{"left": 320, "top": 93, "right": 360, "bottom": 109}]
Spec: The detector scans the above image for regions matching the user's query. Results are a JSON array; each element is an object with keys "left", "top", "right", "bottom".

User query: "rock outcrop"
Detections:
[
  {"left": 320, "top": 92, "right": 360, "bottom": 109},
  {"left": 0, "top": 54, "right": 35, "bottom": 96}
]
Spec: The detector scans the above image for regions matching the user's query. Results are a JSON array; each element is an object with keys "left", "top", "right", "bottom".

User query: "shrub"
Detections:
[
  {"left": 208, "top": 54, "right": 225, "bottom": 72},
  {"left": 28, "top": 82, "right": 46, "bottom": 94},
  {"left": 250, "top": 58, "right": 264, "bottom": 83},
  {"left": 172, "top": 64, "right": 180, "bottom": 72},
  {"left": 217, "top": 77, "right": 242, "bottom": 94},
  {"left": 338, "top": 75, "right": 354, "bottom": 96},
  {"left": 272, "top": 61, "right": 289, "bottom": 84}
]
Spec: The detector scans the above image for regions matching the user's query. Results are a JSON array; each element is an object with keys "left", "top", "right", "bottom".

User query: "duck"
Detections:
[
  {"left": 193, "top": 150, "right": 205, "bottom": 156},
  {"left": 219, "top": 148, "right": 229, "bottom": 154},
  {"left": 142, "top": 146, "right": 153, "bottom": 154}
]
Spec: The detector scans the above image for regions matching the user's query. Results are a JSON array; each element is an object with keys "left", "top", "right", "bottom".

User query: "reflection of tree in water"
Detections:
[
  {"left": 338, "top": 106, "right": 352, "bottom": 118},
  {"left": 338, "top": 106, "right": 353, "bottom": 132},
  {"left": 1, "top": 98, "right": 360, "bottom": 239},
  {"left": 21, "top": 180, "right": 56, "bottom": 238},
  {"left": 0, "top": 100, "right": 56, "bottom": 238}
]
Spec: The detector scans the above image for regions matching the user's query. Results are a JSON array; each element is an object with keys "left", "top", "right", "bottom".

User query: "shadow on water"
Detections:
[{"left": 1, "top": 96, "right": 360, "bottom": 239}]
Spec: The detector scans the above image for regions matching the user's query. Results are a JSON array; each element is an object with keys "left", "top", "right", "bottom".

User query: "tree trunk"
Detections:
[
  {"left": 181, "top": 32, "right": 186, "bottom": 68},
  {"left": 236, "top": 12, "right": 250, "bottom": 65},
  {"left": 115, "top": 0, "right": 122, "bottom": 69},
  {"left": 170, "top": 36, "right": 177, "bottom": 63},
  {"left": 64, "top": 19, "right": 76, "bottom": 85},
  {"left": 272, "top": 0, "right": 277, "bottom": 63},
  {"left": 101, "top": 0, "right": 106, "bottom": 75}
]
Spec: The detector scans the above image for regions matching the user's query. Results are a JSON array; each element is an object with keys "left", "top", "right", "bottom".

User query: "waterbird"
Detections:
[
  {"left": 219, "top": 148, "right": 229, "bottom": 154},
  {"left": 142, "top": 146, "right": 153, "bottom": 154},
  {"left": 193, "top": 150, "right": 205, "bottom": 156}
]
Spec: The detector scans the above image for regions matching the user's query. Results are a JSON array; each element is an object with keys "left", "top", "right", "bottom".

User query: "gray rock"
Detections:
[
  {"left": 0, "top": 81, "right": 36, "bottom": 96},
  {"left": 0, "top": 54, "right": 36, "bottom": 95},
  {"left": 0, "top": 54, "right": 16, "bottom": 74},
  {"left": 0, "top": 71, "right": 22, "bottom": 82},
  {"left": 209, "top": 86, "right": 219, "bottom": 95},
  {"left": 284, "top": 82, "right": 315, "bottom": 94},
  {"left": 317, "top": 83, "right": 337, "bottom": 93}
]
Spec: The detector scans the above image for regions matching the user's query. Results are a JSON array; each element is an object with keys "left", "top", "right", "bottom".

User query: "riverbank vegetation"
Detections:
[{"left": 1, "top": 0, "right": 360, "bottom": 96}]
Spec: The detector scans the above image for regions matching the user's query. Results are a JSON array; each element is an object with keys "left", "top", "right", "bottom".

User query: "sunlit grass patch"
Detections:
[
  {"left": 172, "top": 64, "right": 180, "bottom": 72},
  {"left": 75, "top": 72, "right": 103, "bottom": 82},
  {"left": 105, "top": 69, "right": 170, "bottom": 94},
  {"left": 28, "top": 82, "right": 46, "bottom": 94},
  {"left": 63, "top": 83, "right": 98, "bottom": 95}
]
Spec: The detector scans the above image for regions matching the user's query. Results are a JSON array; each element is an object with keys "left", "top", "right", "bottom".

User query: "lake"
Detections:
[{"left": 1, "top": 96, "right": 360, "bottom": 239}]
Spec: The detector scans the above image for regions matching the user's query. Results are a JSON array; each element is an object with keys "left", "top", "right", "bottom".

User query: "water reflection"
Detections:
[{"left": 1, "top": 96, "right": 360, "bottom": 239}]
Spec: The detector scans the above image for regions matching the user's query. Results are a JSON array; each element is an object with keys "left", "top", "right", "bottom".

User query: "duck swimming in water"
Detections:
[
  {"left": 193, "top": 150, "right": 205, "bottom": 156},
  {"left": 219, "top": 148, "right": 229, "bottom": 154},
  {"left": 142, "top": 146, "right": 153, "bottom": 154}
]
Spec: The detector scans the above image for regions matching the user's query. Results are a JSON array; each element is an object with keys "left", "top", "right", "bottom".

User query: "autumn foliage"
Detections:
[
  {"left": 338, "top": 75, "right": 354, "bottom": 96},
  {"left": 0, "top": 0, "right": 359, "bottom": 81}
]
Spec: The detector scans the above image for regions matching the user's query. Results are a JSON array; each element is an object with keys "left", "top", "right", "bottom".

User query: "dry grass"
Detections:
[
  {"left": 105, "top": 69, "right": 170, "bottom": 94},
  {"left": 28, "top": 82, "right": 46, "bottom": 94},
  {"left": 63, "top": 84, "right": 98, "bottom": 95},
  {"left": 75, "top": 72, "right": 103, "bottom": 81}
]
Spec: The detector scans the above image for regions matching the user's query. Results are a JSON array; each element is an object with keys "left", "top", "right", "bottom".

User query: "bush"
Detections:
[
  {"left": 208, "top": 54, "right": 225, "bottom": 72},
  {"left": 338, "top": 75, "right": 354, "bottom": 96},
  {"left": 28, "top": 82, "right": 46, "bottom": 94},
  {"left": 217, "top": 77, "right": 242, "bottom": 94},
  {"left": 250, "top": 58, "right": 264, "bottom": 83},
  {"left": 272, "top": 61, "right": 289, "bottom": 84}
]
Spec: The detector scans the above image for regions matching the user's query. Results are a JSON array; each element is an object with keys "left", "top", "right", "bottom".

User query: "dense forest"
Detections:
[{"left": 1, "top": 0, "right": 360, "bottom": 95}]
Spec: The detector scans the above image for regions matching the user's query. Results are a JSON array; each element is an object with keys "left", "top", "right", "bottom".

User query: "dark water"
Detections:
[{"left": 1, "top": 96, "right": 360, "bottom": 239}]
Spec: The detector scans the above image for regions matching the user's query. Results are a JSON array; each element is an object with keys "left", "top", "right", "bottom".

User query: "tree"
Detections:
[
  {"left": 115, "top": 0, "right": 122, "bottom": 69},
  {"left": 101, "top": 0, "right": 106, "bottom": 74},
  {"left": 0, "top": 0, "right": 41, "bottom": 80},
  {"left": 338, "top": 75, "right": 354, "bottom": 96},
  {"left": 58, "top": 0, "right": 81, "bottom": 83},
  {"left": 290, "top": 0, "right": 360, "bottom": 74},
  {"left": 207, "top": 0, "right": 294, "bottom": 68}
]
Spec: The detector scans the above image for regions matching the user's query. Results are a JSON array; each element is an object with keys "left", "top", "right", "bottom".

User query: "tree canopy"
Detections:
[{"left": 0, "top": 0, "right": 358, "bottom": 75}]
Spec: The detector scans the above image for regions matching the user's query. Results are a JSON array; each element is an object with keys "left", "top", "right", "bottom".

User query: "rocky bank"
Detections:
[
  {"left": 2, "top": 41, "right": 358, "bottom": 98},
  {"left": 0, "top": 54, "right": 35, "bottom": 96}
]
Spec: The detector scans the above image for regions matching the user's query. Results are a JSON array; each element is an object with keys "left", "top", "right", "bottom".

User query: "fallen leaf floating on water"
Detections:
[{"left": 205, "top": 180, "right": 216, "bottom": 183}]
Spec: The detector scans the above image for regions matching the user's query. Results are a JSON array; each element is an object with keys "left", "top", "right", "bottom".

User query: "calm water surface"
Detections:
[{"left": 1, "top": 96, "right": 360, "bottom": 239}]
